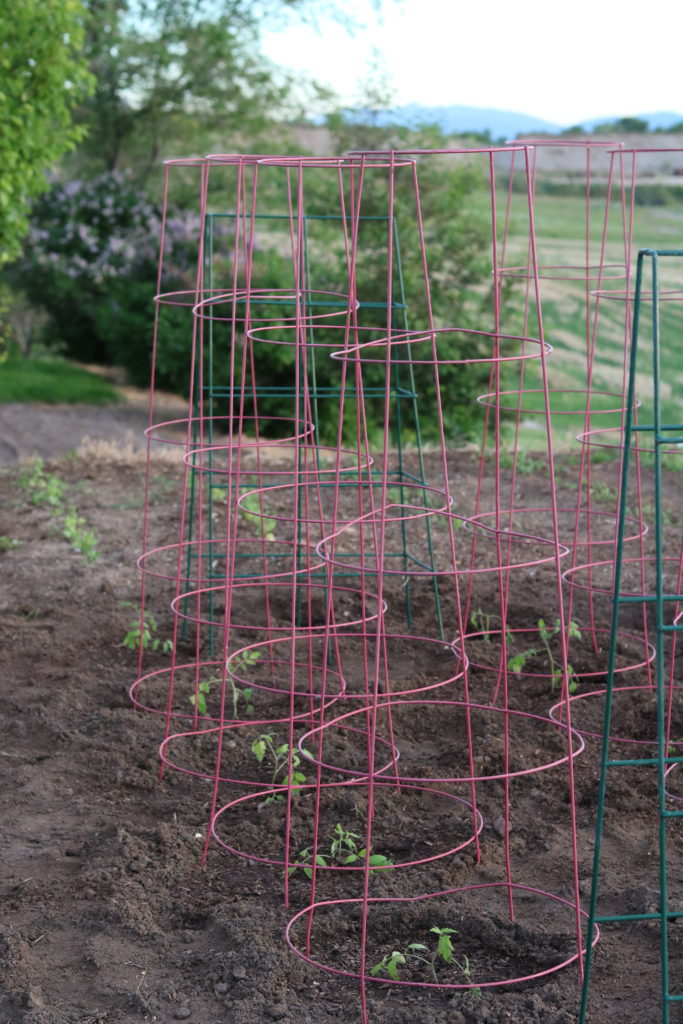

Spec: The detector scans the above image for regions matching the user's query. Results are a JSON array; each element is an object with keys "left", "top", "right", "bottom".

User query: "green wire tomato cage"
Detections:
[{"left": 580, "top": 249, "right": 683, "bottom": 1023}]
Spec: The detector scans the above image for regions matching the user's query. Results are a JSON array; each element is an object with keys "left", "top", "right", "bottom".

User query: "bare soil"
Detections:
[{"left": 1, "top": 402, "right": 682, "bottom": 1024}]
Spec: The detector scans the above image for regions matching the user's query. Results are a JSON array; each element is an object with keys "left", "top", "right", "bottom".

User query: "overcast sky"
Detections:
[{"left": 260, "top": 0, "right": 682, "bottom": 126}]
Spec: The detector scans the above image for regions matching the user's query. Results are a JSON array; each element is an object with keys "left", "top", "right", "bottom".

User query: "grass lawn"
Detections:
[{"left": 0, "top": 358, "right": 120, "bottom": 404}]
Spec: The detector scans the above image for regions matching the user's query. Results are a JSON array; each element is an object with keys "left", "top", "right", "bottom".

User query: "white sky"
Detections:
[{"left": 260, "top": 0, "right": 683, "bottom": 126}]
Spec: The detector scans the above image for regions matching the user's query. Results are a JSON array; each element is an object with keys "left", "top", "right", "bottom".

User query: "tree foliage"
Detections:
[
  {"left": 75, "top": 0, "right": 332, "bottom": 178},
  {"left": 0, "top": 0, "right": 94, "bottom": 263},
  {"left": 592, "top": 116, "right": 650, "bottom": 134}
]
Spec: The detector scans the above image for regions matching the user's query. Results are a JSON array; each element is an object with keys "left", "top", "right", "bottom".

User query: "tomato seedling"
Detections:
[
  {"left": 371, "top": 926, "right": 479, "bottom": 990},
  {"left": 289, "top": 823, "right": 393, "bottom": 878},
  {"left": 508, "top": 617, "right": 581, "bottom": 693}
]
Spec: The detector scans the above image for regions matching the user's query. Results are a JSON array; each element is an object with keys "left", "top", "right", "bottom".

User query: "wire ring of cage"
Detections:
[
  {"left": 316, "top": 506, "right": 571, "bottom": 578},
  {"left": 224, "top": 631, "right": 467, "bottom": 703},
  {"left": 144, "top": 415, "right": 315, "bottom": 447},
  {"left": 181, "top": 442, "right": 372, "bottom": 477},
  {"left": 475, "top": 388, "right": 639, "bottom": 416},
  {"left": 137, "top": 537, "right": 323, "bottom": 584},
  {"left": 497, "top": 262, "right": 627, "bottom": 282},
  {"left": 170, "top": 581, "right": 386, "bottom": 634},
  {"left": 129, "top": 661, "right": 341, "bottom": 724},
  {"left": 158, "top": 709, "right": 399, "bottom": 787},
  {"left": 190, "top": 288, "right": 357, "bottom": 323},
  {"left": 297, "top": 698, "right": 585, "bottom": 785},
  {"left": 460, "top": 626, "right": 656, "bottom": 683},
  {"left": 255, "top": 154, "right": 418, "bottom": 170},
  {"left": 329, "top": 327, "right": 552, "bottom": 366},
  {"left": 210, "top": 780, "right": 484, "bottom": 872},
  {"left": 244, "top": 323, "right": 392, "bottom": 350},
  {"left": 463, "top": 506, "right": 648, "bottom": 549},
  {"left": 235, "top": 479, "right": 452, "bottom": 529},
  {"left": 549, "top": 684, "right": 682, "bottom": 747},
  {"left": 591, "top": 287, "right": 683, "bottom": 303},
  {"left": 562, "top": 556, "right": 683, "bottom": 599},
  {"left": 576, "top": 425, "right": 683, "bottom": 456},
  {"left": 285, "top": 884, "right": 599, "bottom": 990}
]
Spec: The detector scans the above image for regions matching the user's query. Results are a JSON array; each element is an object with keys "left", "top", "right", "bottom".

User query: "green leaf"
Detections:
[
  {"left": 437, "top": 932, "right": 454, "bottom": 963},
  {"left": 508, "top": 652, "right": 528, "bottom": 674},
  {"left": 251, "top": 739, "right": 266, "bottom": 763},
  {"left": 368, "top": 853, "right": 392, "bottom": 867},
  {"left": 387, "top": 953, "right": 405, "bottom": 980}
]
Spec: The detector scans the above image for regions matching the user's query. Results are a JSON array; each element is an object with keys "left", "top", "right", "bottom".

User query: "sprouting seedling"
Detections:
[
  {"left": 470, "top": 608, "right": 513, "bottom": 646},
  {"left": 370, "top": 927, "right": 479, "bottom": 990},
  {"left": 471, "top": 607, "right": 494, "bottom": 641},
  {"left": 251, "top": 734, "right": 312, "bottom": 801},
  {"left": 19, "top": 457, "right": 66, "bottom": 507},
  {"left": 121, "top": 605, "right": 173, "bottom": 654},
  {"left": 62, "top": 506, "right": 99, "bottom": 563},
  {"left": 239, "top": 491, "right": 277, "bottom": 542},
  {"left": 289, "top": 823, "right": 393, "bottom": 878},
  {"left": 189, "top": 676, "right": 216, "bottom": 716},
  {"left": 189, "top": 650, "right": 261, "bottom": 717},
  {"left": 508, "top": 618, "right": 581, "bottom": 694},
  {"left": 226, "top": 647, "right": 261, "bottom": 712}
]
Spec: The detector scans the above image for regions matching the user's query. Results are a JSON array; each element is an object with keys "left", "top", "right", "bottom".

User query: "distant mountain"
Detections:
[
  {"left": 339, "top": 104, "right": 683, "bottom": 138},
  {"left": 373, "top": 104, "right": 562, "bottom": 138}
]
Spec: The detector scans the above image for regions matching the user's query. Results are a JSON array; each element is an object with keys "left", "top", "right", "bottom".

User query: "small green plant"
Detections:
[
  {"left": 590, "top": 480, "right": 618, "bottom": 505},
  {"left": 18, "top": 458, "right": 100, "bottom": 565},
  {"left": 19, "top": 457, "right": 66, "bottom": 507},
  {"left": 470, "top": 608, "right": 513, "bottom": 646},
  {"left": 471, "top": 607, "right": 496, "bottom": 641},
  {"left": 62, "top": 506, "right": 99, "bottom": 563},
  {"left": 189, "top": 676, "right": 216, "bottom": 716},
  {"left": 498, "top": 450, "right": 537, "bottom": 474},
  {"left": 0, "top": 535, "right": 22, "bottom": 551},
  {"left": 251, "top": 733, "right": 312, "bottom": 802},
  {"left": 121, "top": 606, "right": 173, "bottom": 654},
  {"left": 289, "top": 823, "right": 394, "bottom": 878},
  {"left": 189, "top": 650, "right": 261, "bottom": 717},
  {"left": 227, "top": 648, "right": 260, "bottom": 717},
  {"left": 508, "top": 618, "right": 582, "bottom": 693},
  {"left": 239, "top": 490, "right": 277, "bottom": 541},
  {"left": 371, "top": 927, "right": 479, "bottom": 990}
]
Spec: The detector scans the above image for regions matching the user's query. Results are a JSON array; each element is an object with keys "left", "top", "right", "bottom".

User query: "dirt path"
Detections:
[{"left": 0, "top": 390, "right": 186, "bottom": 464}]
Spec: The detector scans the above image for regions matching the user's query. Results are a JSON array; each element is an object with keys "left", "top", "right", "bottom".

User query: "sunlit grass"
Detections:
[{"left": 0, "top": 358, "right": 120, "bottom": 405}]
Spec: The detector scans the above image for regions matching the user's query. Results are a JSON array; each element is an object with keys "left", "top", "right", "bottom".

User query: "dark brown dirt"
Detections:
[{"left": 1, "top": 404, "right": 682, "bottom": 1024}]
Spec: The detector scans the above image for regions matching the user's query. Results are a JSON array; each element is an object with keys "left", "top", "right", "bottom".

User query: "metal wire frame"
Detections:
[
  {"left": 579, "top": 249, "right": 683, "bottom": 1023},
  {"left": 281, "top": 146, "right": 588, "bottom": 1023},
  {"left": 182, "top": 157, "right": 446, "bottom": 640}
]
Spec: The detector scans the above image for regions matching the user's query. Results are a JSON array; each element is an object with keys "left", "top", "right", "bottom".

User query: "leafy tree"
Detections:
[
  {"left": 593, "top": 116, "right": 649, "bottom": 134},
  {"left": 74, "top": 0, "right": 336, "bottom": 179},
  {"left": 0, "top": 0, "right": 93, "bottom": 263},
  {"left": 560, "top": 124, "right": 586, "bottom": 136}
]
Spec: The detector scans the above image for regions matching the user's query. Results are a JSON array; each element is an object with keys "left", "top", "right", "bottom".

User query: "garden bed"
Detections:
[{"left": 1, "top": 444, "right": 682, "bottom": 1024}]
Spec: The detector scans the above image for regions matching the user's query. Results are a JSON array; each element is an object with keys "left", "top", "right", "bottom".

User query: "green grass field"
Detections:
[
  {"left": 0, "top": 358, "right": 120, "bottom": 405},
  {"left": 492, "top": 189, "right": 683, "bottom": 448}
]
